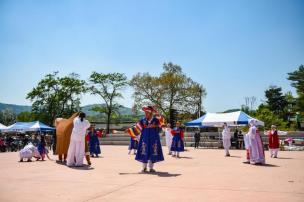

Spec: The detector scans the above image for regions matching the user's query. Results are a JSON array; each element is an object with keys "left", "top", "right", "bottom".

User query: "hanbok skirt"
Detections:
[
  {"left": 135, "top": 128, "right": 164, "bottom": 163},
  {"left": 129, "top": 138, "right": 138, "bottom": 150},
  {"left": 89, "top": 136, "right": 101, "bottom": 155},
  {"left": 171, "top": 135, "right": 184, "bottom": 152}
]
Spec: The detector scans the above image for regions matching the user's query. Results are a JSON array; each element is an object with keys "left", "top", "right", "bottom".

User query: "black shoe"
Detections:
[
  {"left": 149, "top": 168, "right": 156, "bottom": 173},
  {"left": 141, "top": 168, "right": 147, "bottom": 173}
]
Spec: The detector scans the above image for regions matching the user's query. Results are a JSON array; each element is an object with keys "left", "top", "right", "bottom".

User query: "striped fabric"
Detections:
[
  {"left": 127, "top": 115, "right": 165, "bottom": 139},
  {"left": 127, "top": 124, "right": 142, "bottom": 139}
]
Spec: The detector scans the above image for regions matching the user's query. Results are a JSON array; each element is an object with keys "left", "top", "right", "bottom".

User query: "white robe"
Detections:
[
  {"left": 19, "top": 143, "right": 40, "bottom": 159},
  {"left": 165, "top": 128, "right": 173, "bottom": 152},
  {"left": 222, "top": 126, "right": 231, "bottom": 150},
  {"left": 247, "top": 126, "right": 265, "bottom": 164},
  {"left": 67, "top": 117, "right": 90, "bottom": 166},
  {"left": 244, "top": 133, "right": 250, "bottom": 150}
]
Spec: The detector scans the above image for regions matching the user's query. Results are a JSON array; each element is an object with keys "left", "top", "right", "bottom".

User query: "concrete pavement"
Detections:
[{"left": 0, "top": 146, "right": 303, "bottom": 202}]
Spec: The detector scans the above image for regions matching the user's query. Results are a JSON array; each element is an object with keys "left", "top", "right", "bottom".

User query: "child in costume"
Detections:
[{"left": 170, "top": 122, "right": 184, "bottom": 158}]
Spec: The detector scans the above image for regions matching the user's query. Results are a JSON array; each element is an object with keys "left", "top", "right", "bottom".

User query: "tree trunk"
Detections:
[{"left": 106, "top": 112, "right": 111, "bottom": 134}]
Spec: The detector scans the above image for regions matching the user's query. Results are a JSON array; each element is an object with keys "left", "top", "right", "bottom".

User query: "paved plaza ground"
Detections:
[{"left": 0, "top": 146, "right": 303, "bottom": 202}]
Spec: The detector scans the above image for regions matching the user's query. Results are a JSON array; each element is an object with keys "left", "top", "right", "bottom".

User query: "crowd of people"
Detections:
[
  {"left": 0, "top": 106, "right": 287, "bottom": 172},
  {"left": 222, "top": 120, "right": 281, "bottom": 165},
  {"left": 0, "top": 133, "right": 55, "bottom": 153},
  {"left": 127, "top": 106, "right": 284, "bottom": 170}
]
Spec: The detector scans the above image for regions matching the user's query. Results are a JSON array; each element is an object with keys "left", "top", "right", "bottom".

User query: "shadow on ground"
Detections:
[
  {"left": 242, "top": 162, "right": 280, "bottom": 167},
  {"left": 171, "top": 156, "right": 193, "bottom": 159},
  {"left": 55, "top": 160, "right": 94, "bottom": 170},
  {"left": 227, "top": 155, "right": 242, "bottom": 158},
  {"left": 69, "top": 165, "right": 95, "bottom": 170},
  {"left": 119, "top": 171, "right": 181, "bottom": 177},
  {"left": 259, "top": 163, "right": 280, "bottom": 167}
]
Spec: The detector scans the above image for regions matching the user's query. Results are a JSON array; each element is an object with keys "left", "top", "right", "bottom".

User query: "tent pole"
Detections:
[{"left": 218, "top": 127, "right": 220, "bottom": 149}]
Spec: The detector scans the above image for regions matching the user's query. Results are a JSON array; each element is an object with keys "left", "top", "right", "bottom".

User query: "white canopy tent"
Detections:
[
  {"left": 0, "top": 123, "right": 7, "bottom": 131},
  {"left": 186, "top": 111, "right": 264, "bottom": 127}
]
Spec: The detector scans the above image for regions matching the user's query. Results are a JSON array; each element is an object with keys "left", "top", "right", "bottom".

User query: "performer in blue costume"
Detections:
[
  {"left": 128, "top": 106, "right": 165, "bottom": 173},
  {"left": 170, "top": 122, "right": 185, "bottom": 158},
  {"left": 37, "top": 135, "right": 47, "bottom": 161},
  {"left": 88, "top": 125, "right": 101, "bottom": 157},
  {"left": 128, "top": 136, "right": 138, "bottom": 155}
]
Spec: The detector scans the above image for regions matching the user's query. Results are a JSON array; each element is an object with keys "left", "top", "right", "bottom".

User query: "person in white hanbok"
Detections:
[
  {"left": 164, "top": 123, "right": 173, "bottom": 155},
  {"left": 19, "top": 143, "right": 40, "bottom": 162},
  {"left": 243, "top": 132, "right": 250, "bottom": 163},
  {"left": 66, "top": 112, "right": 90, "bottom": 167},
  {"left": 222, "top": 123, "right": 231, "bottom": 156}
]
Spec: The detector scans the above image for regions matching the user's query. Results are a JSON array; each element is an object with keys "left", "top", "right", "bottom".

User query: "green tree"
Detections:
[
  {"left": 264, "top": 86, "right": 288, "bottom": 119},
  {"left": 16, "top": 111, "right": 36, "bottom": 122},
  {"left": 253, "top": 104, "right": 288, "bottom": 130},
  {"left": 89, "top": 72, "right": 128, "bottom": 134},
  {"left": 58, "top": 73, "right": 87, "bottom": 117},
  {"left": 287, "top": 65, "right": 304, "bottom": 112},
  {"left": 130, "top": 62, "right": 206, "bottom": 121},
  {"left": 27, "top": 72, "right": 87, "bottom": 125}
]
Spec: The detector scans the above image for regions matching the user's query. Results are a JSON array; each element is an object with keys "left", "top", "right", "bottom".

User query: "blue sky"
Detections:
[{"left": 0, "top": 0, "right": 303, "bottom": 112}]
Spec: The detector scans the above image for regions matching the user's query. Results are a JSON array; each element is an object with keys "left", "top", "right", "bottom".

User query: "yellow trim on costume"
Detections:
[{"left": 128, "top": 128, "right": 136, "bottom": 139}]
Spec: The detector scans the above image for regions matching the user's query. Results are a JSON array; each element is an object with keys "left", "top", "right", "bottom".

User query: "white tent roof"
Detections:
[
  {"left": 0, "top": 123, "right": 7, "bottom": 130},
  {"left": 186, "top": 111, "right": 264, "bottom": 127}
]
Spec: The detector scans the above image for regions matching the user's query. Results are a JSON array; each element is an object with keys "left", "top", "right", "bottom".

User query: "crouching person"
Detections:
[{"left": 19, "top": 143, "right": 40, "bottom": 162}]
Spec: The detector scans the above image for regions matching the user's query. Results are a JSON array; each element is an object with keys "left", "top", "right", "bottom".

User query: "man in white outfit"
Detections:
[
  {"left": 164, "top": 123, "right": 172, "bottom": 155},
  {"left": 67, "top": 112, "right": 90, "bottom": 167},
  {"left": 222, "top": 122, "right": 231, "bottom": 157}
]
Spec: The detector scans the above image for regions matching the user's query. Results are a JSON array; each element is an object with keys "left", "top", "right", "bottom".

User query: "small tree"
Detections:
[{"left": 89, "top": 72, "right": 128, "bottom": 134}]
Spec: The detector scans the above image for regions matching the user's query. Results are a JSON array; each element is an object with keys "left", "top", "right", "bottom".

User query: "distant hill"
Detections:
[
  {"left": 81, "top": 104, "right": 136, "bottom": 116},
  {"left": 0, "top": 102, "right": 137, "bottom": 116},
  {"left": 0, "top": 103, "right": 31, "bottom": 114},
  {"left": 222, "top": 109, "right": 241, "bottom": 113}
]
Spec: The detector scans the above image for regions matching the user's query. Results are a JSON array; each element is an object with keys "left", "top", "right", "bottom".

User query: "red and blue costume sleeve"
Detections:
[
  {"left": 171, "top": 128, "right": 184, "bottom": 139},
  {"left": 86, "top": 133, "right": 90, "bottom": 141},
  {"left": 127, "top": 122, "right": 143, "bottom": 140}
]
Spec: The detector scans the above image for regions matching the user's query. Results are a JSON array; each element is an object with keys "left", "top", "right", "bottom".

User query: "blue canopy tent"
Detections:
[
  {"left": 185, "top": 111, "right": 264, "bottom": 127},
  {"left": 3, "top": 122, "right": 34, "bottom": 133},
  {"left": 185, "top": 114, "right": 208, "bottom": 127},
  {"left": 3, "top": 121, "right": 55, "bottom": 133},
  {"left": 185, "top": 111, "right": 264, "bottom": 148},
  {"left": 27, "top": 121, "right": 55, "bottom": 132}
]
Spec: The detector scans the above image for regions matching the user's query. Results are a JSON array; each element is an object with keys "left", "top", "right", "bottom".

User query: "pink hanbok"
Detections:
[{"left": 247, "top": 119, "right": 265, "bottom": 164}]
